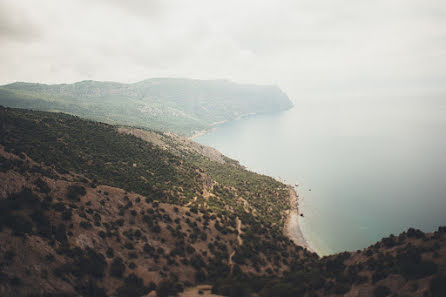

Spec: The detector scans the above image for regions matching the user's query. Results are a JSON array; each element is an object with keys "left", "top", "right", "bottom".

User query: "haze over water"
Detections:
[{"left": 197, "top": 95, "right": 446, "bottom": 255}]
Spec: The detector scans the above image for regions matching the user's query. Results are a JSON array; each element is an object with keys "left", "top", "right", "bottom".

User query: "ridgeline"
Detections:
[{"left": 0, "top": 78, "right": 293, "bottom": 136}]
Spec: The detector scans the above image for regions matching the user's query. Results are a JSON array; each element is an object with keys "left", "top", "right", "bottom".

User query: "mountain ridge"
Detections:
[{"left": 0, "top": 78, "right": 293, "bottom": 136}]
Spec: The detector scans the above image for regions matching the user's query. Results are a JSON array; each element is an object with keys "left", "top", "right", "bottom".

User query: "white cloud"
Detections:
[{"left": 0, "top": 0, "right": 445, "bottom": 99}]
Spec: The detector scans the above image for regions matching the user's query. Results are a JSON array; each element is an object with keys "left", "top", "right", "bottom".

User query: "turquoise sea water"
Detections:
[{"left": 196, "top": 95, "right": 446, "bottom": 255}]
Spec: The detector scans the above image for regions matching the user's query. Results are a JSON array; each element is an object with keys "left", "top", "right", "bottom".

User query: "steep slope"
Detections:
[
  {"left": 212, "top": 228, "right": 446, "bottom": 297},
  {"left": 0, "top": 78, "right": 293, "bottom": 136},
  {"left": 1, "top": 106, "right": 445, "bottom": 297},
  {"left": 0, "top": 106, "right": 314, "bottom": 297}
]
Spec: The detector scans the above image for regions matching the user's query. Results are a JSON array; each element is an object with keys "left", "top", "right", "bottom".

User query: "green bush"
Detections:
[
  {"left": 116, "top": 273, "right": 150, "bottom": 297},
  {"left": 66, "top": 185, "right": 86, "bottom": 201},
  {"left": 373, "top": 285, "right": 391, "bottom": 297},
  {"left": 110, "top": 257, "right": 125, "bottom": 278},
  {"left": 430, "top": 274, "right": 446, "bottom": 297}
]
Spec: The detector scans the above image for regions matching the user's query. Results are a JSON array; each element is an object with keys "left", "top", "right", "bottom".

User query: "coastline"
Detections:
[
  {"left": 188, "top": 112, "right": 261, "bottom": 140},
  {"left": 188, "top": 128, "right": 215, "bottom": 140},
  {"left": 284, "top": 185, "right": 314, "bottom": 253},
  {"left": 188, "top": 114, "right": 315, "bottom": 253}
]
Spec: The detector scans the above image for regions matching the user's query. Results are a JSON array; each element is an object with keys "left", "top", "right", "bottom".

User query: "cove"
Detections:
[{"left": 196, "top": 95, "right": 446, "bottom": 255}]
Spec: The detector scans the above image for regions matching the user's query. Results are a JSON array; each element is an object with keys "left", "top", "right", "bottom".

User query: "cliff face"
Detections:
[
  {"left": 0, "top": 107, "right": 445, "bottom": 297},
  {"left": 0, "top": 78, "right": 293, "bottom": 136}
]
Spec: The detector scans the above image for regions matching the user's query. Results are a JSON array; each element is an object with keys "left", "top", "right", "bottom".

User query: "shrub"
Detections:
[
  {"left": 373, "top": 285, "right": 391, "bottom": 297},
  {"left": 34, "top": 177, "right": 51, "bottom": 193},
  {"left": 143, "top": 243, "right": 154, "bottom": 254},
  {"left": 406, "top": 228, "right": 425, "bottom": 239},
  {"left": 76, "top": 280, "right": 108, "bottom": 297},
  {"left": 116, "top": 273, "right": 149, "bottom": 297},
  {"left": 61, "top": 209, "right": 72, "bottom": 221},
  {"left": 110, "top": 257, "right": 125, "bottom": 278},
  {"left": 98, "top": 231, "right": 106, "bottom": 238},
  {"left": 106, "top": 248, "right": 114, "bottom": 258},
  {"left": 156, "top": 280, "right": 178, "bottom": 297},
  {"left": 84, "top": 248, "right": 107, "bottom": 278},
  {"left": 66, "top": 185, "right": 86, "bottom": 201},
  {"left": 430, "top": 275, "right": 446, "bottom": 297},
  {"left": 80, "top": 221, "right": 92, "bottom": 229}
]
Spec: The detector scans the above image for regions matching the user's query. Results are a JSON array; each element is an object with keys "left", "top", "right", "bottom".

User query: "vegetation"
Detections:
[
  {"left": 0, "top": 106, "right": 202, "bottom": 205},
  {"left": 0, "top": 106, "right": 444, "bottom": 297},
  {"left": 0, "top": 78, "right": 293, "bottom": 136}
]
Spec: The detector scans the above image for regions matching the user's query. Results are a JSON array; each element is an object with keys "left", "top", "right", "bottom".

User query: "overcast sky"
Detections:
[{"left": 1, "top": 0, "right": 445, "bottom": 100}]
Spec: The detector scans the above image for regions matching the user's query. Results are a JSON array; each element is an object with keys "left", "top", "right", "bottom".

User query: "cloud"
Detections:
[
  {"left": 0, "top": 0, "right": 445, "bottom": 99},
  {"left": 0, "top": 0, "right": 42, "bottom": 42}
]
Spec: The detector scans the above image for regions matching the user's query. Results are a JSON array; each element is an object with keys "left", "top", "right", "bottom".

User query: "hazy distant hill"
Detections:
[{"left": 0, "top": 78, "right": 293, "bottom": 136}]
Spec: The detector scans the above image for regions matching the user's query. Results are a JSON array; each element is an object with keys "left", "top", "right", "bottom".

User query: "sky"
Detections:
[{"left": 1, "top": 0, "right": 446, "bottom": 100}]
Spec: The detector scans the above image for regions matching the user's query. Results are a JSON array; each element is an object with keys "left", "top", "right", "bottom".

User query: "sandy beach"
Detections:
[{"left": 284, "top": 186, "right": 314, "bottom": 252}]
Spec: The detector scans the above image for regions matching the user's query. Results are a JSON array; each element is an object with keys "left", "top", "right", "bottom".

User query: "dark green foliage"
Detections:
[
  {"left": 61, "top": 209, "right": 72, "bottom": 220},
  {"left": 26, "top": 293, "right": 77, "bottom": 297},
  {"left": 3, "top": 250, "right": 16, "bottom": 264},
  {"left": 116, "top": 273, "right": 150, "bottom": 297},
  {"left": 76, "top": 280, "right": 108, "bottom": 297},
  {"left": 80, "top": 221, "right": 92, "bottom": 229},
  {"left": 66, "top": 185, "right": 86, "bottom": 201},
  {"left": 396, "top": 248, "right": 438, "bottom": 279},
  {"left": 55, "top": 248, "right": 107, "bottom": 279},
  {"left": 212, "top": 280, "right": 252, "bottom": 297},
  {"left": 406, "top": 228, "right": 425, "bottom": 239},
  {"left": 0, "top": 107, "right": 201, "bottom": 206},
  {"left": 143, "top": 243, "right": 155, "bottom": 254},
  {"left": 156, "top": 280, "right": 179, "bottom": 297},
  {"left": 373, "top": 285, "right": 391, "bottom": 297},
  {"left": 110, "top": 257, "right": 125, "bottom": 278},
  {"left": 430, "top": 274, "right": 446, "bottom": 297},
  {"left": 106, "top": 248, "right": 114, "bottom": 259},
  {"left": 0, "top": 188, "right": 48, "bottom": 236},
  {"left": 381, "top": 235, "right": 396, "bottom": 248},
  {"left": 34, "top": 177, "right": 51, "bottom": 193},
  {"left": 195, "top": 269, "right": 207, "bottom": 282}
]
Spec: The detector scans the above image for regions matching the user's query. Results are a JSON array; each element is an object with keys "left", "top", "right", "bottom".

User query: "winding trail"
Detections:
[{"left": 228, "top": 216, "right": 243, "bottom": 274}]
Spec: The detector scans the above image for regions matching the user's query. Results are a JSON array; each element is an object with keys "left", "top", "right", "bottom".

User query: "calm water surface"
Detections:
[{"left": 196, "top": 96, "right": 446, "bottom": 255}]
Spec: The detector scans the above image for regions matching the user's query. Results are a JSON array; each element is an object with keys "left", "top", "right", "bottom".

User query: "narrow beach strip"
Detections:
[{"left": 284, "top": 186, "right": 315, "bottom": 253}]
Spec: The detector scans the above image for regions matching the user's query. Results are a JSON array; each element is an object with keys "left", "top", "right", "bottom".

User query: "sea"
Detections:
[{"left": 196, "top": 94, "right": 446, "bottom": 255}]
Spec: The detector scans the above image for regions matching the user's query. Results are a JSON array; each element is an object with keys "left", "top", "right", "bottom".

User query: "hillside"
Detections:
[
  {"left": 0, "top": 78, "right": 293, "bottom": 136},
  {"left": 0, "top": 106, "right": 445, "bottom": 297},
  {"left": 0, "top": 106, "right": 314, "bottom": 297}
]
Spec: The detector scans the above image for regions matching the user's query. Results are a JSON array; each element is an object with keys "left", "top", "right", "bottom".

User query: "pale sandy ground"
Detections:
[
  {"left": 189, "top": 128, "right": 215, "bottom": 140},
  {"left": 179, "top": 285, "right": 224, "bottom": 297},
  {"left": 284, "top": 186, "right": 314, "bottom": 252}
]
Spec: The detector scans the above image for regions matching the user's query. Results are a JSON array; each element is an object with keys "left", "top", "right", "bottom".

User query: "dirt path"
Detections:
[
  {"left": 235, "top": 216, "right": 243, "bottom": 245},
  {"left": 228, "top": 216, "right": 243, "bottom": 274}
]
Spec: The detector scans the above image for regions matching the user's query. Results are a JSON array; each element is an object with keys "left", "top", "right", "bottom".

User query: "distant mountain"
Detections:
[{"left": 0, "top": 78, "right": 293, "bottom": 136}]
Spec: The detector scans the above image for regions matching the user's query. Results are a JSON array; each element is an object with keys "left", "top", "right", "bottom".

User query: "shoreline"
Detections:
[
  {"left": 284, "top": 185, "right": 315, "bottom": 253},
  {"left": 187, "top": 120, "right": 315, "bottom": 253},
  {"left": 188, "top": 128, "right": 215, "bottom": 140},
  {"left": 188, "top": 111, "right": 262, "bottom": 140}
]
